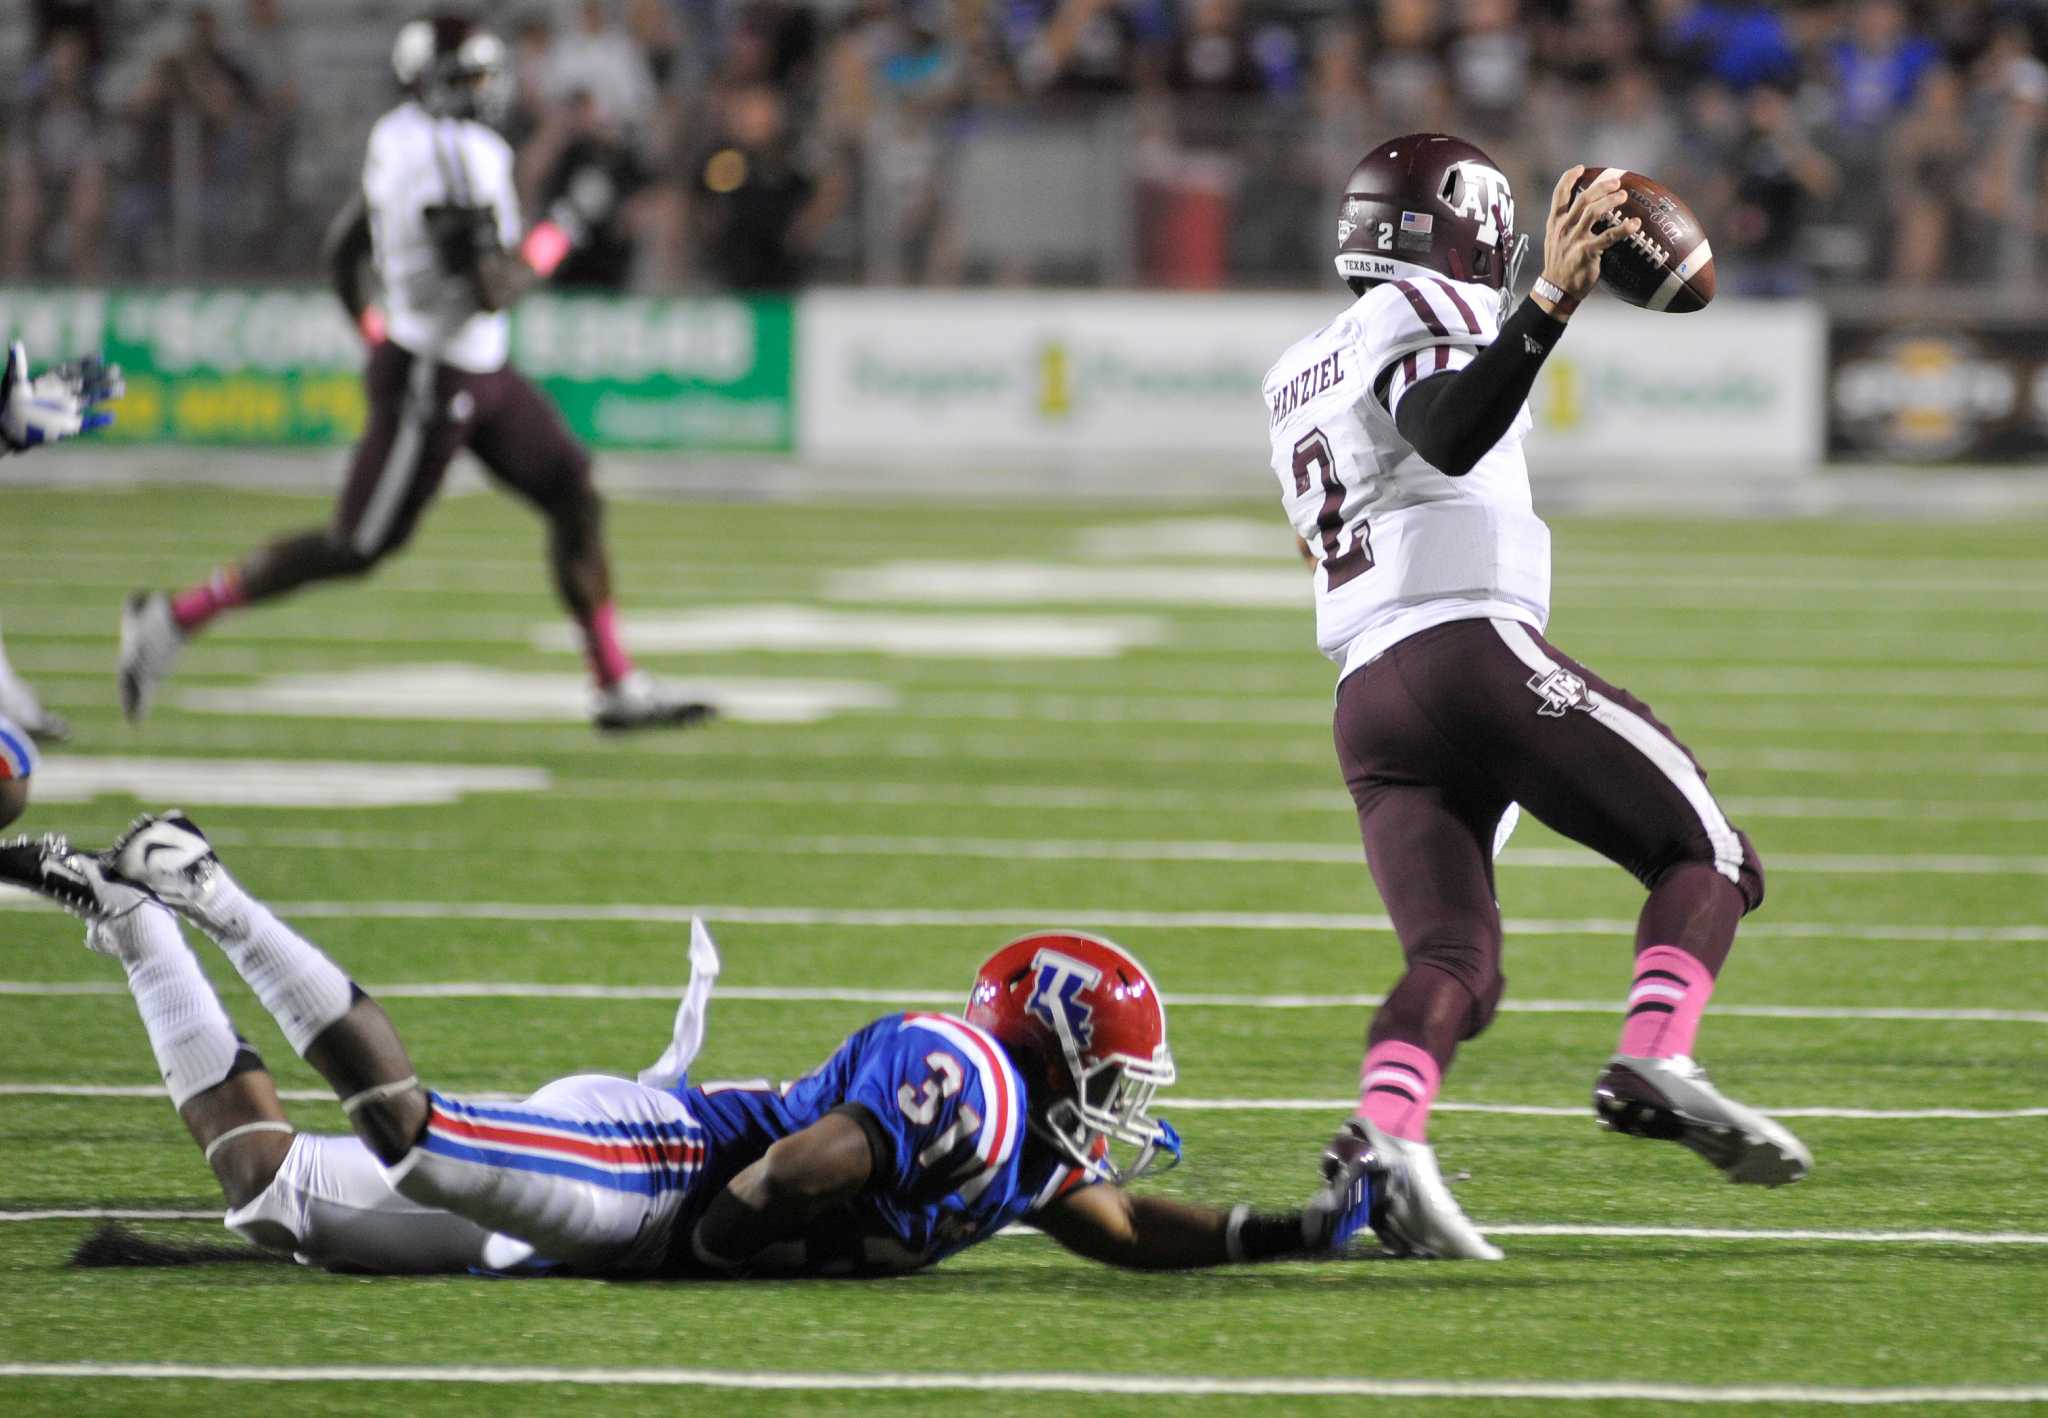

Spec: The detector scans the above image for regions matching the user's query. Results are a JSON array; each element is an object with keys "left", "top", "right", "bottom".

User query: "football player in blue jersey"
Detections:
[
  {"left": 0, "top": 338, "right": 124, "bottom": 823},
  {"left": 3, "top": 814, "right": 1385, "bottom": 1276}
]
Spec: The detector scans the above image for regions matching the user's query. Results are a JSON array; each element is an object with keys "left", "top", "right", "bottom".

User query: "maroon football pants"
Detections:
[
  {"left": 1333, "top": 616, "right": 1764, "bottom": 1065},
  {"left": 336, "top": 339, "right": 592, "bottom": 561}
]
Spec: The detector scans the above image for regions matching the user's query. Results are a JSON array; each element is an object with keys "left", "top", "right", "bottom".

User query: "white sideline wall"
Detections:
[{"left": 796, "top": 291, "right": 1828, "bottom": 469}]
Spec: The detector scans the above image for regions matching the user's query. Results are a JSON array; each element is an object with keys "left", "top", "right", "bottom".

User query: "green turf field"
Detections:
[{"left": 2, "top": 484, "right": 2044, "bottom": 1413}]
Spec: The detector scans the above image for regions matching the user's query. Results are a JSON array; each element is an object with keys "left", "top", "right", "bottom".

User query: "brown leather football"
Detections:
[{"left": 1569, "top": 167, "right": 1715, "bottom": 313}]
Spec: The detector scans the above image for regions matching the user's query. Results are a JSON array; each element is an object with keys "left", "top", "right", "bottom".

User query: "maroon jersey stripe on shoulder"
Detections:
[
  {"left": 1393, "top": 280, "right": 1448, "bottom": 338},
  {"left": 1428, "top": 279, "right": 1483, "bottom": 335}
]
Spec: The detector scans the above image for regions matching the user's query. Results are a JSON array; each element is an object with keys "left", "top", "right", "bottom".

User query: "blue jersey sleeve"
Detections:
[
  {"left": 0, "top": 716, "right": 36, "bottom": 781},
  {"left": 844, "top": 1014, "right": 1025, "bottom": 1207}
]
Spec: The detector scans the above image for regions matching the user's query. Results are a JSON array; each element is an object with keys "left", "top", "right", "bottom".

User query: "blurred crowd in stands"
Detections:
[{"left": 6, "top": 0, "right": 2046, "bottom": 294}]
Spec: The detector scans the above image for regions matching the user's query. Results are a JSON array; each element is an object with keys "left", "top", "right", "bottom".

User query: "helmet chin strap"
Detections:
[{"left": 1502, "top": 231, "right": 1530, "bottom": 321}]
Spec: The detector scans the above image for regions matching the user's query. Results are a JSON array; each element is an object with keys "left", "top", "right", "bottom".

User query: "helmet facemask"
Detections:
[
  {"left": 431, "top": 34, "right": 512, "bottom": 126},
  {"left": 1036, "top": 1041, "right": 1179, "bottom": 1185}
]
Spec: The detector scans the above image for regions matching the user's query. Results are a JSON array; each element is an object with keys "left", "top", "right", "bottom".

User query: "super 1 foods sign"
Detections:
[{"left": 0, "top": 288, "right": 793, "bottom": 452}]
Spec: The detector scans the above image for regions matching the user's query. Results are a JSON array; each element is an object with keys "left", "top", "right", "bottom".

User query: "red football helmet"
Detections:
[
  {"left": 1333, "top": 131, "right": 1527, "bottom": 303},
  {"left": 966, "top": 931, "right": 1177, "bottom": 1183}
]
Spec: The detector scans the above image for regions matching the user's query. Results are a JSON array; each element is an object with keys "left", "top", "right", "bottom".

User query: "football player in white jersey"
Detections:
[
  {"left": 1, "top": 337, "right": 124, "bottom": 817},
  {"left": 116, "top": 17, "right": 711, "bottom": 734},
  {"left": 1279, "top": 134, "right": 1811, "bottom": 1260}
]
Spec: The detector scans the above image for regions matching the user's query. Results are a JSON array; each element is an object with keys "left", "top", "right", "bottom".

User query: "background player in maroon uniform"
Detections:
[{"left": 115, "top": 18, "right": 709, "bottom": 734}]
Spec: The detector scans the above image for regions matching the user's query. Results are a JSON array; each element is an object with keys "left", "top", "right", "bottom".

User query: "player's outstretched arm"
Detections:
[
  {"left": 1394, "top": 167, "right": 1638, "bottom": 478},
  {"left": 1034, "top": 1169, "right": 1375, "bottom": 1269},
  {"left": 690, "top": 1109, "right": 878, "bottom": 1271}
]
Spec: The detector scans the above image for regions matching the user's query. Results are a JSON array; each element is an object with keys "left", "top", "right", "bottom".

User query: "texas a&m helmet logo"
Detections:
[
  {"left": 1025, "top": 950, "right": 1100, "bottom": 1051},
  {"left": 1443, "top": 160, "right": 1514, "bottom": 250}
]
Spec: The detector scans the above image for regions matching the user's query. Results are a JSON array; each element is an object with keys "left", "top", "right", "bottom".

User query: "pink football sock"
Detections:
[
  {"left": 1354, "top": 1040, "right": 1441, "bottom": 1142},
  {"left": 1617, "top": 945, "right": 1716, "bottom": 1059},
  {"left": 170, "top": 569, "right": 246, "bottom": 633},
  {"left": 582, "top": 602, "right": 635, "bottom": 688}
]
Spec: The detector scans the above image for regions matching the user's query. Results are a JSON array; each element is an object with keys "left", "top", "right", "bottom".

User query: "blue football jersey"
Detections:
[{"left": 671, "top": 1012, "right": 1091, "bottom": 1275}]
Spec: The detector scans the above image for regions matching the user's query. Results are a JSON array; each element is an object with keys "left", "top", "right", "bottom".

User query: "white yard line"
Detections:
[
  {"left": 0, "top": 1209, "right": 219, "bottom": 1221},
  {"left": 82, "top": 825, "right": 2048, "bottom": 877},
  {"left": 3, "top": 899, "right": 2028, "bottom": 945},
  {"left": 6, "top": 980, "right": 2040, "bottom": 1023},
  {"left": 690, "top": 833, "right": 2048, "bottom": 877},
  {"left": 9, "top": 897, "right": 2041, "bottom": 944},
  {"left": 4, "top": 1082, "right": 2041, "bottom": 1119},
  {"left": 1477, "top": 1225, "right": 2048, "bottom": 1244},
  {"left": 0, "top": 1362, "right": 2042, "bottom": 1403}
]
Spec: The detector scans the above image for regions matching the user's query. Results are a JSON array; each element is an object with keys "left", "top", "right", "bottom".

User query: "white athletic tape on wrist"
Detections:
[
  {"left": 203, "top": 1120, "right": 295, "bottom": 1163},
  {"left": 1225, "top": 1203, "right": 1251, "bottom": 1264},
  {"left": 341, "top": 1075, "right": 420, "bottom": 1116}
]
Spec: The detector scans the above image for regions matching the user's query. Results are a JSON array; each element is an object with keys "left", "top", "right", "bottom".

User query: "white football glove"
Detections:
[{"left": 0, "top": 341, "right": 125, "bottom": 454}]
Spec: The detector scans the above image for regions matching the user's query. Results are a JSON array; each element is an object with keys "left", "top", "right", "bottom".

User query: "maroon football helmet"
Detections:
[
  {"left": 965, "top": 931, "right": 1177, "bottom": 1183},
  {"left": 1334, "top": 132, "right": 1526, "bottom": 301},
  {"left": 392, "top": 15, "right": 511, "bottom": 124}
]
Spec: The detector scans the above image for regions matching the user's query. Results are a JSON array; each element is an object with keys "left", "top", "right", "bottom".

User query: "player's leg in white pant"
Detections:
[
  {"left": 384, "top": 1073, "right": 705, "bottom": 1274},
  {"left": 226, "top": 1132, "right": 494, "bottom": 1273}
]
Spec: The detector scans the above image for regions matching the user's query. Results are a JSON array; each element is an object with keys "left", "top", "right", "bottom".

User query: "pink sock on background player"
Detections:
[
  {"left": 170, "top": 568, "right": 246, "bottom": 633},
  {"left": 1617, "top": 945, "right": 1716, "bottom": 1059},
  {"left": 582, "top": 602, "right": 635, "bottom": 688},
  {"left": 1354, "top": 1040, "right": 1441, "bottom": 1142}
]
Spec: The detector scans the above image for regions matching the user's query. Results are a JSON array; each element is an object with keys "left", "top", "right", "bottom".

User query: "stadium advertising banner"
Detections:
[
  {"left": 1528, "top": 302, "right": 1825, "bottom": 467},
  {"left": 797, "top": 292, "right": 1824, "bottom": 467},
  {"left": 1827, "top": 320, "right": 2048, "bottom": 463},
  {"left": 0, "top": 287, "right": 794, "bottom": 452}
]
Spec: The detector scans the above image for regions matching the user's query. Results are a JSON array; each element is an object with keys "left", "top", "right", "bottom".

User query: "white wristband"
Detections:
[
  {"left": 1532, "top": 276, "right": 1578, "bottom": 313},
  {"left": 1224, "top": 1203, "right": 1251, "bottom": 1264}
]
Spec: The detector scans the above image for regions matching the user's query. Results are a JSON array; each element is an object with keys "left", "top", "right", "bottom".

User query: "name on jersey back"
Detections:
[{"left": 1269, "top": 351, "right": 1346, "bottom": 427}]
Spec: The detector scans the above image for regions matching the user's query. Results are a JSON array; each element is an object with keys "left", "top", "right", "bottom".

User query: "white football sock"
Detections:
[
  {"left": 197, "top": 873, "right": 356, "bottom": 1057},
  {"left": 92, "top": 902, "right": 243, "bottom": 1109}
]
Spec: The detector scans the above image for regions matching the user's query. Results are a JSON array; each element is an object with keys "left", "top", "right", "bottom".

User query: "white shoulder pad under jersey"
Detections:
[
  {"left": 1263, "top": 277, "right": 1548, "bottom": 679},
  {"left": 362, "top": 101, "right": 523, "bottom": 373}
]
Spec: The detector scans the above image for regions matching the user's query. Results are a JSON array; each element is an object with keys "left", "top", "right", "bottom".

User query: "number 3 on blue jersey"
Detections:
[
  {"left": 897, "top": 1050, "right": 987, "bottom": 1189},
  {"left": 897, "top": 1051, "right": 964, "bottom": 1124}
]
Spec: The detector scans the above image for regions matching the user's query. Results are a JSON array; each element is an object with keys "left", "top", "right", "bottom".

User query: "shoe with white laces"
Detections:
[
  {"left": 0, "top": 833, "right": 155, "bottom": 933},
  {"left": 1594, "top": 1053, "right": 1812, "bottom": 1187},
  {"left": 1341, "top": 1118, "right": 1502, "bottom": 1260},
  {"left": 118, "top": 591, "right": 184, "bottom": 723},
  {"left": 593, "top": 670, "right": 715, "bottom": 733},
  {"left": 106, "top": 811, "right": 242, "bottom": 935}
]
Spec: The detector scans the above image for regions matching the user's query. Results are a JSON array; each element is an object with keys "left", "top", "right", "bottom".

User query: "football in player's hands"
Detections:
[{"left": 1567, "top": 168, "right": 1715, "bottom": 313}]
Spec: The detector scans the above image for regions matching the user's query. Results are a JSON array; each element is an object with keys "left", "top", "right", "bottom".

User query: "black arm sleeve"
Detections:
[
  {"left": 321, "top": 191, "right": 374, "bottom": 322},
  {"left": 1391, "top": 297, "right": 1570, "bottom": 478}
]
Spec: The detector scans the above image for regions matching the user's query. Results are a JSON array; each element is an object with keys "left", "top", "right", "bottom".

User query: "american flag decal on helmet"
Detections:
[{"left": 1400, "top": 211, "right": 1434, "bottom": 234}]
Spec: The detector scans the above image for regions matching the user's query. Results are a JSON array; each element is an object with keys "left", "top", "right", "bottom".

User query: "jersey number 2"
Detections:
[{"left": 1292, "top": 428, "right": 1373, "bottom": 589}]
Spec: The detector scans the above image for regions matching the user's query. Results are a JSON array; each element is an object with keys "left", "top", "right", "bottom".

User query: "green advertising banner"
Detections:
[{"left": 0, "top": 287, "right": 793, "bottom": 451}]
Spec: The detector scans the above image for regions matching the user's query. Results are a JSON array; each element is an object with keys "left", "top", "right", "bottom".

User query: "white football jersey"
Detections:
[
  {"left": 362, "top": 101, "right": 523, "bottom": 373},
  {"left": 1263, "top": 275, "right": 1551, "bottom": 679}
]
